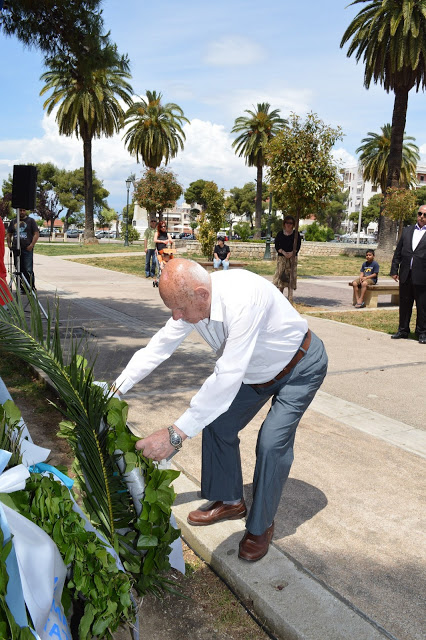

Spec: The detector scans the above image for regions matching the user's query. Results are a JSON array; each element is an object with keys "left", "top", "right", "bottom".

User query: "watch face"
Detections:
[
  {"left": 170, "top": 432, "right": 182, "bottom": 446},
  {"left": 168, "top": 426, "right": 182, "bottom": 448}
]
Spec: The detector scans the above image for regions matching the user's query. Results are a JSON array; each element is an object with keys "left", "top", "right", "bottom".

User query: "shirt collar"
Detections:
[
  {"left": 415, "top": 223, "right": 426, "bottom": 231},
  {"left": 208, "top": 273, "right": 223, "bottom": 323}
]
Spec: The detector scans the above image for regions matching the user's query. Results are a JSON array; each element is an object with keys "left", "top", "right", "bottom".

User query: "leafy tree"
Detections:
[
  {"left": 317, "top": 189, "right": 349, "bottom": 232},
  {"left": 184, "top": 179, "right": 208, "bottom": 208},
  {"left": 304, "top": 222, "right": 334, "bottom": 242},
  {"left": 415, "top": 185, "right": 426, "bottom": 209},
  {"left": 356, "top": 124, "right": 419, "bottom": 193},
  {"left": 267, "top": 112, "right": 343, "bottom": 301},
  {"left": 121, "top": 203, "right": 135, "bottom": 224},
  {"left": 0, "top": 177, "right": 13, "bottom": 220},
  {"left": 56, "top": 167, "right": 109, "bottom": 231},
  {"left": 227, "top": 183, "right": 256, "bottom": 228},
  {"left": 120, "top": 226, "right": 140, "bottom": 244},
  {"left": 197, "top": 182, "right": 225, "bottom": 258},
  {"left": 233, "top": 222, "right": 252, "bottom": 242},
  {"left": 232, "top": 103, "right": 287, "bottom": 238},
  {"left": 40, "top": 42, "right": 133, "bottom": 243},
  {"left": 382, "top": 187, "right": 418, "bottom": 241},
  {"left": 123, "top": 90, "right": 188, "bottom": 169},
  {"left": 97, "top": 207, "right": 117, "bottom": 231},
  {"left": 37, "top": 190, "right": 64, "bottom": 235},
  {"left": 341, "top": 0, "right": 426, "bottom": 257},
  {"left": 133, "top": 168, "right": 182, "bottom": 220},
  {"left": 0, "top": 0, "right": 104, "bottom": 60},
  {"left": 350, "top": 192, "right": 383, "bottom": 230}
]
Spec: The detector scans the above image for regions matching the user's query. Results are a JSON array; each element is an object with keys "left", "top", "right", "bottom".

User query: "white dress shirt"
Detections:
[
  {"left": 412, "top": 223, "right": 426, "bottom": 251},
  {"left": 114, "top": 270, "right": 308, "bottom": 438}
]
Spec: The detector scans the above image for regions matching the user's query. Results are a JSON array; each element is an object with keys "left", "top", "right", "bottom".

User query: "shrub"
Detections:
[{"left": 304, "top": 222, "right": 334, "bottom": 242}]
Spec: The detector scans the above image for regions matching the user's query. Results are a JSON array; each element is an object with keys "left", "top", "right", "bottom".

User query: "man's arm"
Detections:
[
  {"left": 28, "top": 228, "right": 39, "bottom": 251},
  {"left": 390, "top": 233, "right": 405, "bottom": 278},
  {"left": 113, "top": 317, "right": 192, "bottom": 394},
  {"left": 6, "top": 232, "right": 13, "bottom": 249}
]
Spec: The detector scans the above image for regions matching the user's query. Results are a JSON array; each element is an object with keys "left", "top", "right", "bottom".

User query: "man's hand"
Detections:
[
  {"left": 136, "top": 426, "right": 186, "bottom": 461},
  {"left": 391, "top": 274, "right": 399, "bottom": 282}
]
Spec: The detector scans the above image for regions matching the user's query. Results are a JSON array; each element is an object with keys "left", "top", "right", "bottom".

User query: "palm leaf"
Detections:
[{"left": 0, "top": 292, "right": 134, "bottom": 547}]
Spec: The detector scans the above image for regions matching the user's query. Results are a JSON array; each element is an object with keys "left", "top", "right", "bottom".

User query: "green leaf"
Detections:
[
  {"left": 2, "top": 399, "right": 21, "bottom": 425},
  {"left": 78, "top": 603, "right": 95, "bottom": 640},
  {"left": 136, "top": 534, "right": 158, "bottom": 549}
]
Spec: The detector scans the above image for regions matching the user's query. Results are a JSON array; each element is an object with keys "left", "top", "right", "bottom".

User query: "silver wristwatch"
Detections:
[{"left": 168, "top": 425, "right": 182, "bottom": 451}]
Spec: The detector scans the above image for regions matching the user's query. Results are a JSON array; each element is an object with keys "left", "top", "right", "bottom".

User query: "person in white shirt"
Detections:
[{"left": 114, "top": 258, "right": 328, "bottom": 561}]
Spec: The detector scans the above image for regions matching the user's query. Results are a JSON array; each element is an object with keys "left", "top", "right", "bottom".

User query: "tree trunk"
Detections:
[
  {"left": 82, "top": 132, "right": 97, "bottom": 244},
  {"left": 288, "top": 213, "right": 300, "bottom": 305},
  {"left": 254, "top": 164, "right": 263, "bottom": 239},
  {"left": 377, "top": 86, "right": 409, "bottom": 261}
]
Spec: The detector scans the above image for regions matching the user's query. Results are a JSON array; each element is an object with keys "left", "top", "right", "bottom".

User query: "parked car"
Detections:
[
  {"left": 179, "top": 232, "right": 195, "bottom": 239},
  {"left": 66, "top": 229, "right": 79, "bottom": 238},
  {"left": 95, "top": 230, "right": 110, "bottom": 238},
  {"left": 108, "top": 230, "right": 117, "bottom": 238},
  {"left": 39, "top": 228, "right": 51, "bottom": 237},
  {"left": 169, "top": 232, "right": 180, "bottom": 239}
]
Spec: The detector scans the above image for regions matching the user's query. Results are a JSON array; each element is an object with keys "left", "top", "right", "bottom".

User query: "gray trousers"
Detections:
[{"left": 201, "top": 331, "right": 328, "bottom": 535}]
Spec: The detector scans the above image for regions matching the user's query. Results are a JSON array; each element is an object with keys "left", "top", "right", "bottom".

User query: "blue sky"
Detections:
[{"left": 1, "top": 0, "right": 426, "bottom": 215}]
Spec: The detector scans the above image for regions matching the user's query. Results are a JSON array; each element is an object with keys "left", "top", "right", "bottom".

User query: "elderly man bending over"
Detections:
[{"left": 114, "top": 259, "right": 328, "bottom": 562}]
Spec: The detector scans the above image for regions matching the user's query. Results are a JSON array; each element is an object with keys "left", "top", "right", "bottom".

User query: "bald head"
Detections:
[{"left": 159, "top": 258, "right": 212, "bottom": 323}]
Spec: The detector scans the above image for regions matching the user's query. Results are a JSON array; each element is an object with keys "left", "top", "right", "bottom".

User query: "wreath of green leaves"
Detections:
[{"left": 0, "top": 291, "right": 182, "bottom": 639}]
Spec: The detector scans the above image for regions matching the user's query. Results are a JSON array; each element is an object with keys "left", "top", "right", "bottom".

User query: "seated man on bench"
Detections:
[{"left": 351, "top": 249, "right": 379, "bottom": 308}]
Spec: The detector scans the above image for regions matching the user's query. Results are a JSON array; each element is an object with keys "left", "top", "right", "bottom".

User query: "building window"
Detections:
[
  {"left": 371, "top": 186, "right": 377, "bottom": 192},
  {"left": 421, "top": 176, "right": 424, "bottom": 182}
]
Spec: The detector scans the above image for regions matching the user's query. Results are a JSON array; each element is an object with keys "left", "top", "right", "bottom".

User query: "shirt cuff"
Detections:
[
  {"left": 174, "top": 413, "right": 202, "bottom": 439},
  {"left": 113, "top": 373, "right": 135, "bottom": 395}
]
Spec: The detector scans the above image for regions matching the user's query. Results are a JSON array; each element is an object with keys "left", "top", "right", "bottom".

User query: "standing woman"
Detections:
[
  {"left": 273, "top": 215, "right": 302, "bottom": 294},
  {"left": 0, "top": 216, "right": 12, "bottom": 305},
  {"left": 154, "top": 221, "right": 173, "bottom": 258}
]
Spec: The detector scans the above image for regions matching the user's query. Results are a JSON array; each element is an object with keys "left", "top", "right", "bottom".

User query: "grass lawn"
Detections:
[
  {"left": 66, "top": 251, "right": 392, "bottom": 279},
  {"left": 35, "top": 242, "right": 144, "bottom": 256},
  {"left": 306, "top": 308, "right": 404, "bottom": 336}
]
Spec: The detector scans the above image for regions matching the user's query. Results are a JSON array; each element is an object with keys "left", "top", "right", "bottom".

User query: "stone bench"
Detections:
[
  {"left": 197, "top": 261, "right": 248, "bottom": 270},
  {"left": 349, "top": 281, "right": 399, "bottom": 308}
]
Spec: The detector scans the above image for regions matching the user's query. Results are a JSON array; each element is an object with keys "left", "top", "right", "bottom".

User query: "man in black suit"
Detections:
[{"left": 390, "top": 205, "right": 426, "bottom": 344}]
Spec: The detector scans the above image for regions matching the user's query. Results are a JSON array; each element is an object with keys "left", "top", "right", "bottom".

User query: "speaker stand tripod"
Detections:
[{"left": 8, "top": 208, "right": 48, "bottom": 320}]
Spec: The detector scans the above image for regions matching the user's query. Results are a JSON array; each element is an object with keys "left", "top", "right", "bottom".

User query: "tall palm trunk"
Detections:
[
  {"left": 377, "top": 86, "right": 410, "bottom": 258},
  {"left": 83, "top": 130, "right": 96, "bottom": 243},
  {"left": 254, "top": 164, "right": 263, "bottom": 239}
]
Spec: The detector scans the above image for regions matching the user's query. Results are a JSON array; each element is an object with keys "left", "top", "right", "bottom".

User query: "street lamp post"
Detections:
[
  {"left": 263, "top": 192, "right": 273, "bottom": 260},
  {"left": 124, "top": 177, "right": 132, "bottom": 247}
]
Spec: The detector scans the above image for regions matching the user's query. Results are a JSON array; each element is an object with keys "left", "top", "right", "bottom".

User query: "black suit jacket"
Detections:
[{"left": 390, "top": 225, "right": 426, "bottom": 285}]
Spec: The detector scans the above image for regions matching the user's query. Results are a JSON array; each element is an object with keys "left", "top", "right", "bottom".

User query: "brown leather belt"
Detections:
[{"left": 251, "top": 330, "right": 312, "bottom": 389}]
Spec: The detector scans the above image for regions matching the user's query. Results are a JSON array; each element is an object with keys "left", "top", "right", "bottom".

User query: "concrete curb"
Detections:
[{"left": 171, "top": 473, "right": 389, "bottom": 640}]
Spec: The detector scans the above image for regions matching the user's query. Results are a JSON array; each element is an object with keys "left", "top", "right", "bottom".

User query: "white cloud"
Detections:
[
  {"left": 1, "top": 114, "right": 359, "bottom": 211},
  {"left": 169, "top": 119, "right": 254, "bottom": 191},
  {"left": 204, "top": 36, "right": 265, "bottom": 66},
  {"left": 332, "top": 147, "right": 357, "bottom": 169}
]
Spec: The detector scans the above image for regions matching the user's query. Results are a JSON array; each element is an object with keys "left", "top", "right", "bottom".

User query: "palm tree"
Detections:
[
  {"left": 40, "top": 44, "right": 133, "bottom": 242},
  {"left": 340, "top": 0, "right": 426, "bottom": 255},
  {"left": 357, "top": 124, "right": 420, "bottom": 193},
  {"left": 123, "top": 90, "right": 189, "bottom": 169},
  {"left": 231, "top": 103, "right": 287, "bottom": 238}
]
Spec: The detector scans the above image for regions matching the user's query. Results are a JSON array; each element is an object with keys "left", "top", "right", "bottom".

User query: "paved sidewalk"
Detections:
[{"left": 31, "top": 252, "right": 426, "bottom": 640}]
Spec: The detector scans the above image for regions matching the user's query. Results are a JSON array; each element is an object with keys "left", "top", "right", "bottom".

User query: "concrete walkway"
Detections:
[{"left": 30, "top": 252, "right": 426, "bottom": 640}]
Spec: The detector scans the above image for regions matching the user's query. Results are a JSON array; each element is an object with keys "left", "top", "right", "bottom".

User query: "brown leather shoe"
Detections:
[
  {"left": 238, "top": 522, "right": 274, "bottom": 562},
  {"left": 187, "top": 500, "right": 247, "bottom": 526}
]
